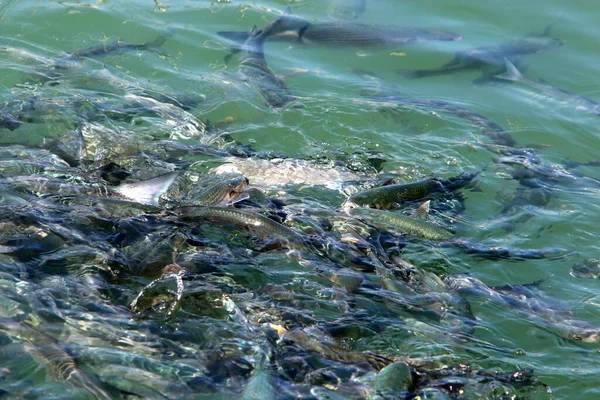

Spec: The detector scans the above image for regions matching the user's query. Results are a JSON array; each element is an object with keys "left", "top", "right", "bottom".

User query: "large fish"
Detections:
[
  {"left": 495, "top": 58, "right": 600, "bottom": 115},
  {"left": 0, "top": 318, "right": 113, "bottom": 399},
  {"left": 55, "top": 31, "right": 172, "bottom": 67},
  {"left": 347, "top": 206, "right": 455, "bottom": 241},
  {"left": 356, "top": 70, "right": 518, "bottom": 148},
  {"left": 219, "top": 15, "right": 461, "bottom": 50},
  {"left": 404, "top": 32, "right": 563, "bottom": 80},
  {"left": 237, "top": 12, "right": 298, "bottom": 109},
  {"left": 444, "top": 274, "right": 600, "bottom": 343},
  {"left": 0, "top": 113, "right": 21, "bottom": 131}
]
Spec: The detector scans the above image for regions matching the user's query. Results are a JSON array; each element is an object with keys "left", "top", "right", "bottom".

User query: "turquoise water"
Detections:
[{"left": 1, "top": 0, "right": 600, "bottom": 398}]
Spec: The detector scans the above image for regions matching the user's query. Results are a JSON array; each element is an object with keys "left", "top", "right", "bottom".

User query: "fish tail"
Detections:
[{"left": 113, "top": 171, "right": 179, "bottom": 205}]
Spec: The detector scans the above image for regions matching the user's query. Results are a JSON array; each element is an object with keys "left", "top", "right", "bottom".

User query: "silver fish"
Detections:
[{"left": 495, "top": 57, "right": 600, "bottom": 115}]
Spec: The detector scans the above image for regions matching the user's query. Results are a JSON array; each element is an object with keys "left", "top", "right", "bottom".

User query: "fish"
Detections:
[
  {"left": 494, "top": 58, "right": 600, "bottom": 115},
  {"left": 343, "top": 172, "right": 479, "bottom": 210},
  {"left": 444, "top": 274, "right": 600, "bottom": 343},
  {"left": 356, "top": 70, "right": 518, "bottom": 148},
  {"left": 570, "top": 258, "right": 600, "bottom": 279},
  {"left": 3, "top": 172, "right": 179, "bottom": 206},
  {"left": 0, "top": 317, "right": 113, "bottom": 399},
  {"left": 237, "top": 11, "right": 298, "bottom": 109},
  {"left": 443, "top": 238, "right": 568, "bottom": 260},
  {"left": 219, "top": 17, "right": 461, "bottom": 50},
  {"left": 0, "top": 113, "right": 21, "bottom": 131},
  {"left": 211, "top": 157, "right": 372, "bottom": 192},
  {"left": 178, "top": 206, "right": 308, "bottom": 249},
  {"left": 347, "top": 207, "right": 455, "bottom": 241},
  {"left": 182, "top": 174, "right": 249, "bottom": 207},
  {"left": 59, "top": 31, "right": 172, "bottom": 63},
  {"left": 404, "top": 32, "right": 564, "bottom": 80}
]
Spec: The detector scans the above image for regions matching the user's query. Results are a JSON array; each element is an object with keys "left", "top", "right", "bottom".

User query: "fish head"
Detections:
[
  {"left": 572, "top": 329, "right": 600, "bottom": 344},
  {"left": 570, "top": 258, "right": 600, "bottom": 279},
  {"left": 0, "top": 114, "right": 21, "bottom": 131},
  {"left": 226, "top": 176, "right": 250, "bottom": 204}
]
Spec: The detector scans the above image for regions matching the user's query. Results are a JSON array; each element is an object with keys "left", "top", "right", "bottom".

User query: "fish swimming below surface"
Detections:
[
  {"left": 55, "top": 31, "right": 172, "bottom": 68},
  {"left": 494, "top": 58, "right": 600, "bottom": 116},
  {"left": 402, "top": 31, "right": 564, "bottom": 81},
  {"left": 219, "top": 15, "right": 461, "bottom": 50},
  {"left": 343, "top": 171, "right": 479, "bottom": 210},
  {"left": 236, "top": 12, "right": 298, "bottom": 109},
  {"left": 444, "top": 274, "right": 600, "bottom": 343},
  {"left": 355, "top": 70, "right": 518, "bottom": 148}
]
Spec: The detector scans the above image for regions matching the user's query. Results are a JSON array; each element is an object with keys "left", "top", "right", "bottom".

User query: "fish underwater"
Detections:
[
  {"left": 444, "top": 274, "right": 600, "bottom": 343},
  {"left": 402, "top": 29, "right": 564, "bottom": 81},
  {"left": 235, "top": 11, "right": 298, "bottom": 109},
  {"left": 494, "top": 57, "right": 600, "bottom": 116}
]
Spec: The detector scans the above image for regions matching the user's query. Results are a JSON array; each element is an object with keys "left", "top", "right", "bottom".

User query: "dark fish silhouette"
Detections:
[
  {"left": 237, "top": 12, "right": 298, "bottom": 108},
  {"left": 219, "top": 17, "right": 461, "bottom": 50},
  {"left": 403, "top": 31, "right": 563, "bottom": 81}
]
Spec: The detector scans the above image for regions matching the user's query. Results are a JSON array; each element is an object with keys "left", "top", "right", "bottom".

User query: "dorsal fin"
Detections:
[{"left": 412, "top": 200, "right": 431, "bottom": 219}]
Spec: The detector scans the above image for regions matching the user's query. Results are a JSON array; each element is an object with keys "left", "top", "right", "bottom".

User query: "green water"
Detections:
[{"left": 1, "top": 0, "right": 600, "bottom": 398}]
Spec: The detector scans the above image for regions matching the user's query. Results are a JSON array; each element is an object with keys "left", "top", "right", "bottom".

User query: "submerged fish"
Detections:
[
  {"left": 347, "top": 207, "right": 455, "bottom": 241},
  {"left": 219, "top": 16, "right": 461, "bottom": 50},
  {"left": 343, "top": 172, "right": 479, "bottom": 210},
  {"left": 445, "top": 274, "right": 600, "bottom": 343},
  {"left": 237, "top": 12, "right": 297, "bottom": 109},
  {"left": 356, "top": 71, "right": 518, "bottom": 148},
  {"left": 404, "top": 32, "right": 563, "bottom": 80},
  {"left": 59, "top": 32, "right": 171, "bottom": 63},
  {"left": 178, "top": 206, "right": 307, "bottom": 249},
  {"left": 495, "top": 58, "right": 600, "bottom": 115},
  {"left": 0, "top": 113, "right": 21, "bottom": 131},
  {"left": 0, "top": 318, "right": 112, "bottom": 399}
]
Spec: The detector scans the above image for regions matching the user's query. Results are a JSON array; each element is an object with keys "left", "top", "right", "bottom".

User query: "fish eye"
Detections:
[{"left": 572, "top": 334, "right": 582, "bottom": 341}]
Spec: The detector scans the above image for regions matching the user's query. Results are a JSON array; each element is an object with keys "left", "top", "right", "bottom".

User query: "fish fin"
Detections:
[
  {"left": 412, "top": 200, "right": 431, "bottom": 219},
  {"left": 493, "top": 58, "right": 523, "bottom": 82},
  {"left": 283, "top": 6, "right": 293, "bottom": 16},
  {"left": 113, "top": 172, "right": 178, "bottom": 205}
]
